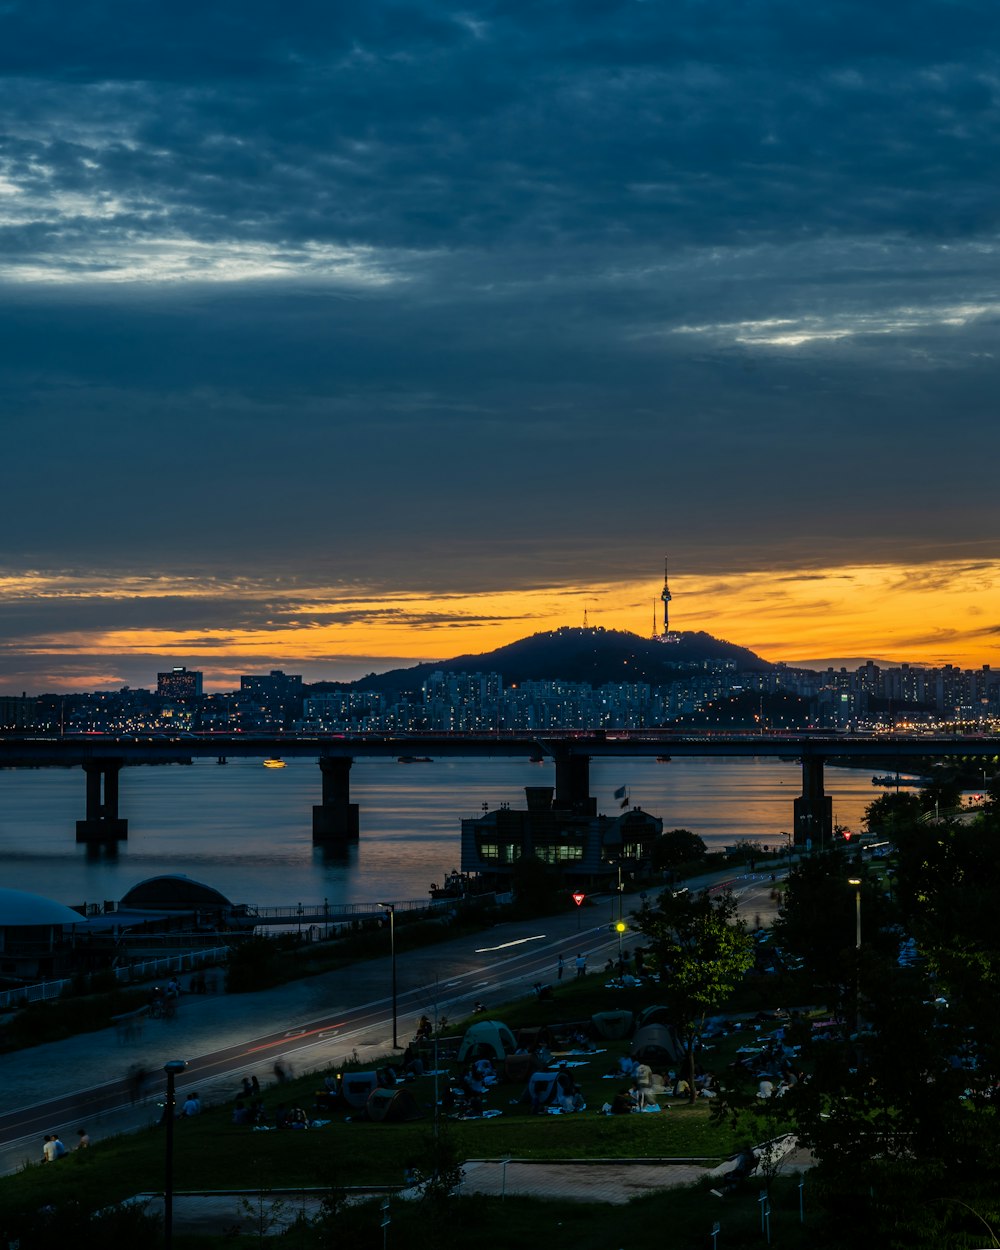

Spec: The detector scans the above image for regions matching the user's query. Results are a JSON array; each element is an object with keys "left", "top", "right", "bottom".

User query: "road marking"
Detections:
[
  {"left": 475, "top": 935, "right": 546, "bottom": 953},
  {"left": 245, "top": 1022, "right": 346, "bottom": 1054}
]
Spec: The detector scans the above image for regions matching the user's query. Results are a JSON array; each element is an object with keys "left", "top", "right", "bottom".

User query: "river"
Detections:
[{"left": 0, "top": 756, "right": 881, "bottom": 909}]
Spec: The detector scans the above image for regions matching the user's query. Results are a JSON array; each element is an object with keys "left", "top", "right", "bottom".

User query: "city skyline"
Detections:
[
  {"left": 2, "top": 558, "right": 999, "bottom": 696},
  {"left": 3, "top": 3, "right": 999, "bottom": 693}
]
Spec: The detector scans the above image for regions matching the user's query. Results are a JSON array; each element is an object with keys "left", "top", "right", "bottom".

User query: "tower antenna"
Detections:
[{"left": 661, "top": 557, "right": 672, "bottom": 636}]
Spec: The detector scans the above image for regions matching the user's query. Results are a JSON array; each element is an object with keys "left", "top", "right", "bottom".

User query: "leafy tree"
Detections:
[
  {"left": 771, "top": 852, "right": 897, "bottom": 1008},
  {"left": 785, "top": 947, "right": 1000, "bottom": 1248},
  {"left": 634, "top": 888, "right": 753, "bottom": 1103},
  {"left": 776, "top": 815, "right": 1000, "bottom": 1246},
  {"left": 649, "top": 828, "right": 707, "bottom": 871},
  {"left": 918, "top": 773, "right": 964, "bottom": 816},
  {"left": 863, "top": 790, "right": 923, "bottom": 834},
  {"left": 892, "top": 819, "right": 1000, "bottom": 1078}
]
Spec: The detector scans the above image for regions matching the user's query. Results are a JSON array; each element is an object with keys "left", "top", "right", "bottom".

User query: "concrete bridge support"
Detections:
[
  {"left": 76, "top": 759, "right": 128, "bottom": 842},
  {"left": 553, "top": 750, "right": 597, "bottom": 818},
  {"left": 793, "top": 756, "right": 833, "bottom": 847},
  {"left": 313, "top": 756, "right": 360, "bottom": 843}
]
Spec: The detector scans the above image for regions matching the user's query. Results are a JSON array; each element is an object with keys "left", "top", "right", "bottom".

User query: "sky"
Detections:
[{"left": 2, "top": 1, "right": 1000, "bottom": 694}]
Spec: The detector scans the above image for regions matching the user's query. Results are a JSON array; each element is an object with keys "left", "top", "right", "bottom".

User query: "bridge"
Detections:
[{"left": 0, "top": 730, "right": 996, "bottom": 845}]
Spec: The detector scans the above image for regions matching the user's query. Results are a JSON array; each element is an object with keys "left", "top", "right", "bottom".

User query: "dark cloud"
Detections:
[{"left": 1, "top": 1, "right": 998, "bottom": 686}]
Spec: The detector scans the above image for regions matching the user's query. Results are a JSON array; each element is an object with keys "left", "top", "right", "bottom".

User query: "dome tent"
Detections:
[{"left": 457, "top": 1020, "right": 517, "bottom": 1063}]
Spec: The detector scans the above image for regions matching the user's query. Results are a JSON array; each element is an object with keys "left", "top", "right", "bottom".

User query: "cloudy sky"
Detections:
[{"left": 2, "top": 0, "right": 999, "bottom": 693}]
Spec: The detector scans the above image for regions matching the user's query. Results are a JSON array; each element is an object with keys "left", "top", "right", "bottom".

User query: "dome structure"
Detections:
[
  {"left": 0, "top": 887, "right": 83, "bottom": 928},
  {"left": 119, "top": 875, "right": 233, "bottom": 911}
]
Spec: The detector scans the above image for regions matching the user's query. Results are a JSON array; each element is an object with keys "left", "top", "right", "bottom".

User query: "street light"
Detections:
[
  {"left": 848, "top": 878, "right": 862, "bottom": 950},
  {"left": 162, "top": 1058, "right": 187, "bottom": 1248},
  {"left": 615, "top": 920, "right": 627, "bottom": 961},
  {"left": 379, "top": 903, "right": 399, "bottom": 1049}
]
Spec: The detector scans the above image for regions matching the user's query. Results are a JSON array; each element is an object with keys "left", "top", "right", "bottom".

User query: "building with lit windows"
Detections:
[
  {"left": 156, "top": 667, "right": 203, "bottom": 699},
  {"left": 460, "top": 786, "right": 662, "bottom": 890}
]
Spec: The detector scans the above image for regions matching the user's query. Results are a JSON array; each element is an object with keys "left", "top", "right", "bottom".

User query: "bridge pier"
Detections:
[
  {"left": 793, "top": 756, "right": 833, "bottom": 847},
  {"left": 313, "top": 756, "right": 360, "bottom": 843},
  {"left": 76, "top": 760, "right": 128, "bottom": 842},
  {"left": 553, "top": 750, "right": 596, "bottom": 817}
]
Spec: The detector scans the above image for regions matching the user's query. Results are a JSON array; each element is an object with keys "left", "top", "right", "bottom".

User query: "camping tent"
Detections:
[
  {"left": 457, "top": 1020, "right": 518, "bottom": 1062},
  {"left": 591, "top": 1010, "right": 634, "bottom": 1040},
  {"left": 504, "top": 1052, "right": 543, "bottom": 1084},
  {"left": 341, "top": 1071, "right": 380, "bottom": 1109},
  {"left": 366, "top": 1087, "right": 424, "bottom": 1123},
  {"left": 525, "top": 1070, "right": 559, "bottom": 1111},
  {"left": 516, "top": 1025, "right": 551, "bottom": 1052},
  {"left": 631, "top": 1024, "right": 681, "bottom": 1064},
  {"left": 636, "top": 1004, "right": 673, "bottom": 1030}
]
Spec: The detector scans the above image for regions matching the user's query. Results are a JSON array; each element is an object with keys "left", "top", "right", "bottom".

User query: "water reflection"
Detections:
[{"left": 0, "top": 756, "right": 875, "bottom": 907}]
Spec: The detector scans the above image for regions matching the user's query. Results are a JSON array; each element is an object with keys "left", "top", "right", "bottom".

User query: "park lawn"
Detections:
[
  {"left": 0, "top": 913, "right": 812, "bottom": 1237},
  {"left": 0, "top": 1039, "right": 737, "bottom": 1233},
  {"left": 0, "top": 1061, "right": 733, "bottom": 1226}
]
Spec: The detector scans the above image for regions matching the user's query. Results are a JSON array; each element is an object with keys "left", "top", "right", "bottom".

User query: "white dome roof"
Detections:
[{"left": 0, "top": 888, "right": 83, "bottom": 928}]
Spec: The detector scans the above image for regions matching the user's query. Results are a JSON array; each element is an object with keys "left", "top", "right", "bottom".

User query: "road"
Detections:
[{"left": 0, "top": 867, "right": 784, "bottom": 1174}]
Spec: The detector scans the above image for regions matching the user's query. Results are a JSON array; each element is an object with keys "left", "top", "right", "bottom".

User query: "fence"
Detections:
[{"left": 0, "top": 945, "right": 231, "bottom": 1012}]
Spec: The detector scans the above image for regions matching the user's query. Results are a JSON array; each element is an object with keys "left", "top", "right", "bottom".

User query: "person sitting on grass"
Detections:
[
  {"left": 555, "top": 1067, "right": 585, "bottom": 1112},
  {"left": 611, "top": 1088, "right": 634, "bottom": 1115},
  {"left": 632, "top": 1062, "right": 657, "bottom": 1110}
]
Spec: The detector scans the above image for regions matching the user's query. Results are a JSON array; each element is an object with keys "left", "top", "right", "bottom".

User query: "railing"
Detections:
[
  {"left": 0, "top": 946, "right": 231, "bottom": 1011},
  {"left": 244, "top": 897, "right": 458, "bottom": 922},
  {"left": 0, "top": 895, "right": 504, "bottom": 1011}
]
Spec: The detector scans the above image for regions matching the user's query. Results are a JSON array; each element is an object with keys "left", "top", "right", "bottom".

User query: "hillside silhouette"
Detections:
[{"left": 318, "top": 627, "right": 769, "bottom": 695}]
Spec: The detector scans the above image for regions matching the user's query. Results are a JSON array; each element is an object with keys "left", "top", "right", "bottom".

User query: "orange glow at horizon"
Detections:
[{"left": 9, "top": 558, "right": 1000, "bottom": 689}]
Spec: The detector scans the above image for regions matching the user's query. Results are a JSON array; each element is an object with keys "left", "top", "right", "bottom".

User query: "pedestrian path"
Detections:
[
  {"left": 131, "top": 1163, "right": 720, "bottom": 1236},
  {"left": 130, "top": 1147, "right": 815, "bottom": 1236}
]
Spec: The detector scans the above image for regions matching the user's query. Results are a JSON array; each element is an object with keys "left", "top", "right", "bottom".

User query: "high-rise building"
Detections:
[
  {"left": 156, "top": 667, "right": 203, "bottom": 699},
  {"left": 239, "top": 670, "right": 304, "bottom": 728}
]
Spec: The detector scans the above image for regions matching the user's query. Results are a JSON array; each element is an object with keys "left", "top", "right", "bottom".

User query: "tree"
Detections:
[
  {"left": 863, "top": 790, "right": 923, "bottom": 834},
  {"left": 776, "top": 819, "right": 1000, "bottom": 1246},
  {"left": 634, "top": 888, "right": 754, "bottom": 1103},
  {"left": 918, "top": 773, "right": 964, "bottom": 816},
  {"left": 649, "top": 828, "right": 707, "bottom": 871},
  {"left": 771, "top": 851, "right": 898, "bottom": 1014},
  {"left": 782, "top": 947, "right": 1000, "bottom": 1248}
]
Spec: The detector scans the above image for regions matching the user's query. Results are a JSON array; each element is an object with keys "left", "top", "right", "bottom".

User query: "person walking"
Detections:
[
  {"left": 574, "top": 953, "right": 587, "bottom": 979},
  {"left": 557, "top": 954, "right": 564, "bottom": 981}
]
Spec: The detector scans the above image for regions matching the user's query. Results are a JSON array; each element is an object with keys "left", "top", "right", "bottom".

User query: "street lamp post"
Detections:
[
  {"left": 379, "top": 903, "right": 399, "bottom": 1049},
  {"left": 848, "top": 878, "right": 862, "bottom": 949},
  {"left": 163, "top": 1059, "right": 187, "bottom": 1249}
]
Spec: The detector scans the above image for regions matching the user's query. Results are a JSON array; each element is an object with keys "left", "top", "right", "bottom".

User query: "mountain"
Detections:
[{"left": 311, "top": 627, "right": 770, "bottom": 695}]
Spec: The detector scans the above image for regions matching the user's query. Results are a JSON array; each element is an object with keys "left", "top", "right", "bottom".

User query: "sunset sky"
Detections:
[{"left": 2, "top": 2, "right": 999, "bottom": 693}]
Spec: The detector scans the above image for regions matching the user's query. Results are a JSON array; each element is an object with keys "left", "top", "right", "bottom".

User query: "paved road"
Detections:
[{"left": 0, "top": 866, "right": 784, "bottom": 1175}]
